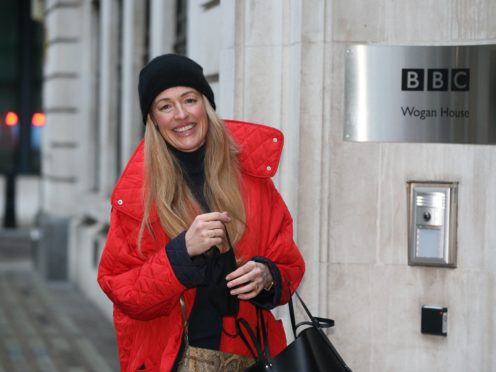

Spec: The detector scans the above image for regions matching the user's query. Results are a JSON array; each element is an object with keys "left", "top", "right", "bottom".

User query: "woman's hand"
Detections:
[
  {"left": 185, "top": 212, "right": 231, "bottom": 256},
  {"left": 226, "top": 261, "right": 273, "bottom": 300}
]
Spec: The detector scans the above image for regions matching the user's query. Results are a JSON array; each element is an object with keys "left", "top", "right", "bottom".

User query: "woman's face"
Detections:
[{"left": 150, "top": 86, "right": 208, "bottom": 152}]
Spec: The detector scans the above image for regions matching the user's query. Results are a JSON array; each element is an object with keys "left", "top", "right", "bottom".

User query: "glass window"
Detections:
[{"left": 174, "top": 0, "right": 188, "bottom": 54}]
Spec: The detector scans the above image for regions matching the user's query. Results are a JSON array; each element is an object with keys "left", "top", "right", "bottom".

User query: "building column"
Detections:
[
  {"left": 149, "top": 0, "right": 176, "bottom": 59},
  {"left": 98, "top": 0, "right": 120, "bottom": 196},
  {"left": 39, "top": 1, "right": 86, "bottom": 280},
  {"left": 120, "top": 0, "right": 146, "bottom": 170},
  {"left": 224, "top": 0, "right": 332, "bottom": 319}
]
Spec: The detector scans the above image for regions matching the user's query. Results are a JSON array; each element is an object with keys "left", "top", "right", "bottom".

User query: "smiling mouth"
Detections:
[{"left": 174, "top": 123, "right": 195, "bottom": 133}]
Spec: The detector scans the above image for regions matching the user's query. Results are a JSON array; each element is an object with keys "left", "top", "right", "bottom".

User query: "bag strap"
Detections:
[
  {"left": 288, "top": 288, "right": 335, "bottom": 338},
  {"left": 236, "top": 317, "right": 269, "bottom": 364},
  {"left": 293, "top": 290, "right": 335, "bottom": 331},
  {"left": 235, "top": 307, "right": 272, "bottom": 363},
  {"left": 288, "top": 290, "right": 298, "bottom": 338},
  {"left": 237, "top": 295, "right": 334, "bottom": 364},
  {"left": 179, "top": 295, "right": 189, "bottom": 343},
  {"left": 292, "top": 291, "right": 351, "bottom": 371},
  {"left": 257, "top": 307, "right": 271, "bottom": 359}
]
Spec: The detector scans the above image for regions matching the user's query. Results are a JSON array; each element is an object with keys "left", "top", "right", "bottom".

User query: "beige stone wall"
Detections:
[
  {"left": 41, "top": 0, "right": 496, "bottom": 369},
  {"left": 226, "top": 1, "right": 496, "bottom": 371}
]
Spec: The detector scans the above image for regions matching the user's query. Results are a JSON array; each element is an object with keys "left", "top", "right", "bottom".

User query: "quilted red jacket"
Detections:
[{"left": 98, "top": 120, "right": 305, "bottom": 372}]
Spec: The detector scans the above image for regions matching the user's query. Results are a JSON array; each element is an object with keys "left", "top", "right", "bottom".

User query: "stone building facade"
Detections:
[{"left": 40, "top": 1, "right": 496, "bottom": 371}]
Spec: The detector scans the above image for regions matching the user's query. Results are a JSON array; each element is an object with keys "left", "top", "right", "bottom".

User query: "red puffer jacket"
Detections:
[{"left": 98, "top": 120, "right": 305, "bottom": 372}]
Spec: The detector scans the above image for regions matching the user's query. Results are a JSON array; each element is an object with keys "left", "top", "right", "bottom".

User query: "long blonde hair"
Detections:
[{"left": 138, "top": 96, "right": 246, "bottom": 254}]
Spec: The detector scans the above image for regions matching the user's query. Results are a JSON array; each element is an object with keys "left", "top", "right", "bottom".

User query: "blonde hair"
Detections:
[{"left": 138, "top": 96, "right": 246, "bottom": 254}]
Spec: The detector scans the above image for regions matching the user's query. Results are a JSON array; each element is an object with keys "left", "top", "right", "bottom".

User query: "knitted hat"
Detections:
[{"left": 138, "top": 54, "right": 216, "bottom": 124}]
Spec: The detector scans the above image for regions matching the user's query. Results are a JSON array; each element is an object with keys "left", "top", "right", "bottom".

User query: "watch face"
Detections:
[{"left": 264, "top": 281, "right": 274, "bottom": 291}]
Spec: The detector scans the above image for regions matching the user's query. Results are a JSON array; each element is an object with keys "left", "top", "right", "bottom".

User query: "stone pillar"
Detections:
[
  {"left": 225, "top": 0, "right": 329, "bottom": 316},
  {"left": 39, "top": 1, "right": 86, "bottom": 280},
  {"left": 120, "top": 0, "right": 146, "bottom": 170},
  {"left": 149, "top": 0, "right": 176, "bottom": 59},
  {"left": 98, "top": 0, "right": 120, "bottom": 196}
]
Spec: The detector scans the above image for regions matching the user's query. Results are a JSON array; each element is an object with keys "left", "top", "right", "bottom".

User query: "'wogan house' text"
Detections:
[{"left": 401, "top": 106, "right": 470, "bottom": 120}]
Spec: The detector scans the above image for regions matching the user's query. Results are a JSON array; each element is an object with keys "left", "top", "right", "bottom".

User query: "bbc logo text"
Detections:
[{"left": 401, "top": 69, "right": 470, "bottom": 91}]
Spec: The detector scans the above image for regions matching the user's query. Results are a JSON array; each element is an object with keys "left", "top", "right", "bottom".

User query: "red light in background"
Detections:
[
  {"left": 5, "top": 111, "right": 18, "bottom": 126},
  {"left": 31, "top": 112, "right": 46, "bottom": 127}
]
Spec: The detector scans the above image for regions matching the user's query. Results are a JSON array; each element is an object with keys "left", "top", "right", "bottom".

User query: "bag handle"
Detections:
[
  {"left": 236, "top": 316, "right": 270, "bottom": 365},
  {"left": 290, "top": 290, "right": 352, "bottom": 371},
  {"left": 236, "top": 289, "right": 335, "bottom": 362},
  {"left": 288, "top": 288, "right": 334, "bottom": 338}
]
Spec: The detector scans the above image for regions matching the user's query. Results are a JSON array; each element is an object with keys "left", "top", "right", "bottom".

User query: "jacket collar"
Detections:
[{"left": 111, "top": 120, "right": 284, "bottom": 221}]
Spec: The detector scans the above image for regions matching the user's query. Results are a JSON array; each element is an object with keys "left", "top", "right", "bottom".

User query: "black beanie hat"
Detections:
[{"left": 138, "top": 54, "right": 216, "bottom": 124}]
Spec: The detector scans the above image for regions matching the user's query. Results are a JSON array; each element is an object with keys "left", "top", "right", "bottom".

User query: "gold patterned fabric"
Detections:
[
  {"left": 176, "top": 345, "right": 255, "bottom": 371},
  {"left": 176, "top": 296, "right": 255, "bottom": 371}
]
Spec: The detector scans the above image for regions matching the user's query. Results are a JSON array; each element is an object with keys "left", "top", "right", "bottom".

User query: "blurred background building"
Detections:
[
  {"left": 0, "top": 0, "right": 44, "bottom": 230},
  {"left": 1, "top": 0, "right": 495, "bottom": 371}
]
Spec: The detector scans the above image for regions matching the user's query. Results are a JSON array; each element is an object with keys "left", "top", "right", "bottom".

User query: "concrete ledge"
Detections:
[{"left": 35, "top": 212, "right": 70, "bottom": 281}]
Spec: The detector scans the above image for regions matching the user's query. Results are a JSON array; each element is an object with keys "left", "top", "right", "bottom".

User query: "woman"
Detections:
[{"left": 98, "top": 54, "right": 305, "bottom": 372}]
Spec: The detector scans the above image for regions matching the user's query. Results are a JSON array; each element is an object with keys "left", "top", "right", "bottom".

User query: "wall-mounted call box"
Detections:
[{"left": 407, "top": 181, "right": 458, "bottom": 268}]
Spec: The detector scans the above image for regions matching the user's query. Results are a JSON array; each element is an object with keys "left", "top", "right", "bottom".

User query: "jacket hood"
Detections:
[{"left": 110, "top": 120, "right": 284, "bottom": 221}]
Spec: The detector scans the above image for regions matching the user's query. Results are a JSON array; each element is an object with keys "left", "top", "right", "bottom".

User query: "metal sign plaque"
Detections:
[{"left": 344, "top": 44, "right": 496, "bottom": 144}]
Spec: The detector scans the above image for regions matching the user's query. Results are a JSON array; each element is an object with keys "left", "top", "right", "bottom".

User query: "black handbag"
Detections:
[{"left": 237, "top": 290, "right": 352, "bottom": 372}]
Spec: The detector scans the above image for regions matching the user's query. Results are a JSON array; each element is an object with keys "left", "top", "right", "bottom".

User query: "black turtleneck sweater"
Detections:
[
  {"left": 165, "top": 144, "right": 282, "bottom": 351},
  {"left": 166, "top": 144, "right": 222, "bottom": 349}
]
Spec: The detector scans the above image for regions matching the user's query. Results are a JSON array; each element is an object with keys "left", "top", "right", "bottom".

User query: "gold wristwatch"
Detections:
[{"left": 263, "top": 280, "right": 274, "bottom": 291}]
